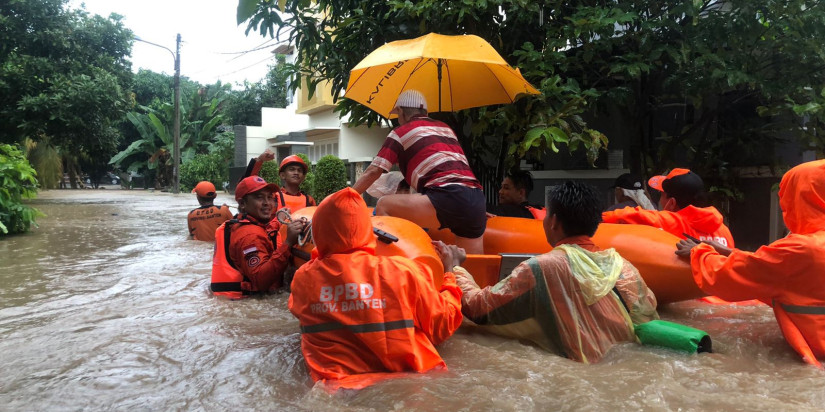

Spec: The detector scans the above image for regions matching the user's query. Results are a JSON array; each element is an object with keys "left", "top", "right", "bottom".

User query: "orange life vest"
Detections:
[
  {"left": 276, "top": 190, "right": 314, "bottom": 213},
  {"left": 210, "top": 217, "right": 276, "bottom": 299}
]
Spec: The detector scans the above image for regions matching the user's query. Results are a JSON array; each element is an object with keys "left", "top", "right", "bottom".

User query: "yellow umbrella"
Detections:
[{"left": 344, "top": 33, "right": 540, "bottom": 118}]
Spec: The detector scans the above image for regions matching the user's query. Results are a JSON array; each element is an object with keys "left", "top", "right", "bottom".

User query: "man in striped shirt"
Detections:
[{"left": 352, "top": 90, "right": 486, "bottom": 253}]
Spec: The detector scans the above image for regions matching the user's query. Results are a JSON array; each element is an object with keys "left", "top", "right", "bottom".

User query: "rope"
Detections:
[{"left": 275, "top": 208, "right": 312, "bottom": 246}]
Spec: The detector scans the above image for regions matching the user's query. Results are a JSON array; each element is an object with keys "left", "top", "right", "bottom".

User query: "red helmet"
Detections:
[{"left": 279, "top": 155, "right": 308, "bottom": 173}]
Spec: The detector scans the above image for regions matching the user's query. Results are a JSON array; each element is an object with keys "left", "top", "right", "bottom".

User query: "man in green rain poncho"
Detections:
[{"left": 434, "top": 181, "right": 660, "bottom": 363}]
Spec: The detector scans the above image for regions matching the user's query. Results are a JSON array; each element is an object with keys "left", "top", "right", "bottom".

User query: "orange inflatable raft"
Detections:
[{"left": 284, "top": 208, "right": 703, "bottom": 304}]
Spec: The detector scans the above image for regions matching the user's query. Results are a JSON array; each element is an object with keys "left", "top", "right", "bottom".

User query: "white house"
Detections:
[{"left": 234, "top": 45, "right": 389, "bottom": 184}]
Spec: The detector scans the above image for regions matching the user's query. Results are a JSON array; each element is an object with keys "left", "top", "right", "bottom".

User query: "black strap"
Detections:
[
  {"left": 278, "top": 190, "right": 312, "bottom": 208},
  {"left": 612, "top": 286, "right": 630, "bottom": 313},
  {"left": 291, "top": 247, "right": 311, "bottom": 261},
  {"left": 222, "top": 219, "right": 253, "bottom": 285},
  {"left": 242, "top": 158, "right": 257, "bottom": 181},
  {"left": 210, "top": 282, "right": 259, "bottom": 296},
  {"left": 224, "top": 219, "right": 239, "bottom": 270}
]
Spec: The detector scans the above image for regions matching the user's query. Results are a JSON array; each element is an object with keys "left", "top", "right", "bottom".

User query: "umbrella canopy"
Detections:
[{"left": 344, "top": 33, "right": 540, "bottom": 118}]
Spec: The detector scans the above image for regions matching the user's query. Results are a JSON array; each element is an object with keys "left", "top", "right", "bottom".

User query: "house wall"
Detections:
[
  {"left": 340, "top": 123, "right": 389, "bottom": 162},
  {"left": 245, "top": 107, "right": 309, "bottom": 160}
]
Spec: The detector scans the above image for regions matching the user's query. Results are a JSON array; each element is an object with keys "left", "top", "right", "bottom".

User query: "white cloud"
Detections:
[{"left": 67, "top": 0, "right": 286, "bottom": 88}]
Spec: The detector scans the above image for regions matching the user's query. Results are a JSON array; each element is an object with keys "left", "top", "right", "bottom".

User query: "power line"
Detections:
[
  {"left": 212, "top": 55, "right": 276, "bottom": 79},
  {"left": 217, "top": 38, "right": 277, "bottom": 55}
]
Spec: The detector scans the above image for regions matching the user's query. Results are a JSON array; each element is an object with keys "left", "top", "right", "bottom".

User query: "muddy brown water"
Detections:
[{"left": 1, "top": 190, "right": 823, "bottom": 411}]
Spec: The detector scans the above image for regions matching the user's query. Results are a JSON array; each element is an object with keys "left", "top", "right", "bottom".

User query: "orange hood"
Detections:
[
  {"left": 779, "top": 160, "right": 825, "bottom": 235},
  {"left": 312, "top": 188, "right": 376, "bottom": 258}
]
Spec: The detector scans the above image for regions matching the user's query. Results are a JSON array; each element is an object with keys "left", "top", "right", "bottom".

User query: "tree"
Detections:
[
  {"left": 110, "top": 83, "right": 232, "bottom": 188},
  {"left": 237, "top": 0, "right": 609, "bottom": 180},
  {"left": 239, "top": 0, "right": 825, "bottom": 196},
  {"left": 132, "top": 69, "right": 174, "bottom": 107},
  {"left": 224, "top": 54, "right": 291, "bottom": 126},
  {"left": 0, "top": 0, "right": 133, "bottom": 187}
]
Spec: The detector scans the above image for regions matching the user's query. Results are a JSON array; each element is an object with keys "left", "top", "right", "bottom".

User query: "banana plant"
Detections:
[{"left": 110, "top": 85, "right": 229, "bottom": 188}]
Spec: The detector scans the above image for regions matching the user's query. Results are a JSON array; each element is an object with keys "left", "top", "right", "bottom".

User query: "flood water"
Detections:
[{"left": 1, "top": 189, "right": 823, "bottom": 411}]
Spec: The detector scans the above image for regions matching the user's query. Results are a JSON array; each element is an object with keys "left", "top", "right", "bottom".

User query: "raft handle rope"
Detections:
[{"left": 276, "top": 208, "right": 312, "bottom": 247}]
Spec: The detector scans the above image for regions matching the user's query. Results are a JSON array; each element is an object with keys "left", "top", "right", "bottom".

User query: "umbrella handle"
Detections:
[{"left": 437, "top": 58, "right": 442, "bottom": 112}]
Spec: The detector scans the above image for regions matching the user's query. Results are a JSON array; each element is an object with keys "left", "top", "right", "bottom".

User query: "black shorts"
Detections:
[{"left": 423, "top": 185, "right": 486, "bottom": 239}]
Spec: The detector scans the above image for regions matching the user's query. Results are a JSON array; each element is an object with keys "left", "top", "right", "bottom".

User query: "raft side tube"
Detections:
[{"left": 431, "top": 217, "right": 703, "bottom": 304}]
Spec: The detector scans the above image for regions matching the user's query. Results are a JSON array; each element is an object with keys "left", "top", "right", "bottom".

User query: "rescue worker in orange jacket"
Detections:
[
  {"left": 442, "top": 181, "right": 659, "bottom": 363},
  {"left": 676, "top": 159, "right": 825, "bottom": 367},
  {"left": 187, "top": 181, "right": 233, "bottom": 241},
  {"left": 210, "top": 176, "right": 305, "bottom": 299},
  {"left": 276, "top": 155, "right": 316, "bottom": 212},
  {"left": 244, "top": 150, "right": 316, "bottom": 213},
  {"left": 288, "top": 187, "right": 463, "bottom": 390},
  {"left": 602, "top": 168, "right": 735, "bottom": 247},
  {"left": 487, "top": 170, "right": 546, "bottom": 220}
]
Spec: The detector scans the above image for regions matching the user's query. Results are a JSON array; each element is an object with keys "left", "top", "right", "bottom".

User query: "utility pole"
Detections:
[
  {"left": 133, "top": 34, "right": 182, "bottom": 193},
  {"left": 173, "top": 33, "right": 181, "bottom": 194}
]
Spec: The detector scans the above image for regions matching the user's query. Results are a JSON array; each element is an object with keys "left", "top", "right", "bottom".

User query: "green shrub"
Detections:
[
  {"left": 180, "top": 153, "right": 228, "bottom": 193},
  {"left": 258, "top": 160, "right": 279, "bottom": 185},
  {"left": 0, "top": 144, "right": 44, "bottom": 235},
  {"left": 312, "top": 155, "right": 348, "bottom": 202}
]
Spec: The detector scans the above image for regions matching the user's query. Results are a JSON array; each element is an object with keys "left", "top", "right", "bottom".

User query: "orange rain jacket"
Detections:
[
  {"left": 688, "top": 160, "right": 825, "bottom": 367},
  {"left": 288, "top": 188, "right": 463, "bottom": 390},
  {"left": 602, "top": 205, "right": 735, "bottom": 247},
  {"left": 188, "top": 204, "right": 233, "bottom": 241},
  {"left": 210, "top": 214, "right": 291, "bottom": 298},
  {"left": 455, "top": 236, "right": 659, "bottom": 363}
]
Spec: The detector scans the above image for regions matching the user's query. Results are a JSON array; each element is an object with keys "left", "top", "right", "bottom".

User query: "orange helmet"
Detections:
[{"left": 279, "top": 155, "right": 308, "bottom": 173}]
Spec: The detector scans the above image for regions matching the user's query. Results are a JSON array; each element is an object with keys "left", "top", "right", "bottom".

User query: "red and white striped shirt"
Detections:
[{"left": 371, "top": 118, "right": 481, "bottom": 192}]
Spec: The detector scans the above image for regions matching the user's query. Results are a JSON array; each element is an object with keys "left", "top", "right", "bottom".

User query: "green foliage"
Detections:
[
  {"left": 23, "top": 137, "right": 62, "bottom": 189},
  {"left": 180, "top": 153, "right": 229, "bottom": 193},
  {"left": 110, "top": 83, "right": 232, "bottom": 187},
  {"left": 241, "top": 0, "right": 825, "bottom": 200},
  {"left": 312, "top": 155, "right": 347, "bottom": 202},
  {"left": 224, "top": 55, "right": 291, "bottom": 126},
  {"left": 258, "top": 160, "right": 280, "bottom": 185},
  {"left": 209, "top": 131, "right": 236, "bottom": 166},
  {"left": 132, "top": 69, "right": 173, "bottom": 107},
  {"left": 0, "top": 144, "right": 44, "bottom": 235},
  {"left": 0, "top": 0, "right": 133, "bottom": 167}
]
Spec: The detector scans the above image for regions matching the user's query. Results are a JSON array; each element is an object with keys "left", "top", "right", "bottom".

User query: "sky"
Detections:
[{"left": 67, "top": 0, "right": 285, "bottom": 88}]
